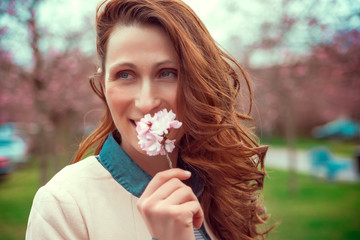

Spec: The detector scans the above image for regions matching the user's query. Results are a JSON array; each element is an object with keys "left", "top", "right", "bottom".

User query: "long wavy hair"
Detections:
[{"left": 74, "top": 0, "right": 271, "bottom": 239}]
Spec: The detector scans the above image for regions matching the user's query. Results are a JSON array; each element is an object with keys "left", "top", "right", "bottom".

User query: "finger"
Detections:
[
  {"left": 142, "top": 168, "right": 191, "bottom": 198},
  {"left": 162, "top": 184, "right": 197, "bottom": 205},
  {"left": 147, "top": 177, "right": 187, "bottom": 202},
  {"left": 177, "top": 201, "right": 204, "bottom": 229}
]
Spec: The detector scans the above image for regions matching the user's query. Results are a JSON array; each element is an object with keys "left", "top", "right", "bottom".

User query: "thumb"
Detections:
[
  {"left": 193, "top": 210, "right": 204, "bottom": 229},
  {"left": 184, "top": 201, "right": 204, "bottom": 229}
]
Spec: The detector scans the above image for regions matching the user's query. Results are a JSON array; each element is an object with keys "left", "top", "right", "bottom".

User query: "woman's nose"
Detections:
[{"left": 135, "top": 80, "right": 161, "bottom": 113}]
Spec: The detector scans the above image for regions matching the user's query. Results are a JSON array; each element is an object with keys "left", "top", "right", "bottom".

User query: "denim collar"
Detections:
[{"left": 96, "top": 132, "right": 210, "bottom": 239}]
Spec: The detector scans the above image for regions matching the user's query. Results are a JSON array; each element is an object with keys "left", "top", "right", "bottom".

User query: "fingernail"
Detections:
[{"left": 184, "top": 170, "right": 191, "bottom": 175}]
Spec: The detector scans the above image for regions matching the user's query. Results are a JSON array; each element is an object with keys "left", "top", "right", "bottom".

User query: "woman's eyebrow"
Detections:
[
  {"left": 108, "top": 59, "right": 178, "bottom": 73},
  {"left": 108, "top": 62, "right": 137, "bottom": 73},
  {"left": 153, "top": 59, "right": 178, "bottom": 68}
]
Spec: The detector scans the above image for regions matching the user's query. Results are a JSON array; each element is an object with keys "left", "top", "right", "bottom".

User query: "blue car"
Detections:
[
  {"left": 313, "top": 118, "right": 360, "bottom": 139},
  {"left": 0, "top": 123, "right": 29, "bottom": 175}
]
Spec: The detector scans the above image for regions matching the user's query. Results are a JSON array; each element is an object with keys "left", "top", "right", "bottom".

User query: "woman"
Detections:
[{"left": 26, "top": 0, "right": 270, "bottom": 239}]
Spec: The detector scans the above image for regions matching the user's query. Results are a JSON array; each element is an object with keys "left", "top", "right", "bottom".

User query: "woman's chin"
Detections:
[{"left": 134, "top": 145, "right": 152, "bottom": 156}]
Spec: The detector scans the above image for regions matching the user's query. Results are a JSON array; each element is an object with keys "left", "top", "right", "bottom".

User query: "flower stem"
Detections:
[{"left": 165, "top": 149, "right": 173, "bottom": 169}]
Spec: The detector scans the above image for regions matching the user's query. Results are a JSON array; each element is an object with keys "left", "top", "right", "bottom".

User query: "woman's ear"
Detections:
[
  {"left": 98, "top": 68, "right": 105, "bottom": 89},
  {"left": 89, "top": 68, "right": 107, "bottom": 101}
]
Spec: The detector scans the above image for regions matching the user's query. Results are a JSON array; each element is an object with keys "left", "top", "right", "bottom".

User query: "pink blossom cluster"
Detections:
[{"left": 136, "top": 109, "right": 182, "bottom": 156}]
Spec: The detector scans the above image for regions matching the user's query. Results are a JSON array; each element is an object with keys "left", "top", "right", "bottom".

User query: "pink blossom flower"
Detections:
[
  {"left": 138, "top": 132, "right": 163, "bottom": 156},
  {"left": 136, "top": 114, "right": 153, "bottom": 136},
  {"left": 136, "top": 109, "right": 182, "bottom": 167}
]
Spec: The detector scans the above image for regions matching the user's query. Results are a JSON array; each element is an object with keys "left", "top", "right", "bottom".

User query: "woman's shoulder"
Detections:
[
  {"left": 26, "top": 156, "right": 103, "bottom": 239},
  {"left": 39, "top": 156, "right": 110, "bottom": 196}
]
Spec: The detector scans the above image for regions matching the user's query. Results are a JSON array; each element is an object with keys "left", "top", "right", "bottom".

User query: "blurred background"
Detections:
[{"left": 0, "top": 0, "right": 359, "bottom": 239}]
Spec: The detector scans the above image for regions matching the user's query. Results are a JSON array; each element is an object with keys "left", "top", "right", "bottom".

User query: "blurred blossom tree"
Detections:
[
  {"left": 0, "top": 0, "right": 100, "bottom": 185},
  {"left": 222, "top": 0, "right": 359, "bottom": 131},
  {"left": 308, "top": 29, "right": 360, "bottom": 123}
]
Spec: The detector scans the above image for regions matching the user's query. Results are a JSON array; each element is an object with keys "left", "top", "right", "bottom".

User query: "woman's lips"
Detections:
[{"left": 130, "top": 119, "right": 136, "bottom": 127}]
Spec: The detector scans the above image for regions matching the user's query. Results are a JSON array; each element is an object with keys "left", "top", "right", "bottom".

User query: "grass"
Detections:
[
  {"left": 264, "top": 169, "right": 360, "bottom": 240},
  {"left": 0, "top": 153, "right": 359, "bottom": 239},
  {"left": 0, "top": 160, "right": 40, "bottom": 240}
]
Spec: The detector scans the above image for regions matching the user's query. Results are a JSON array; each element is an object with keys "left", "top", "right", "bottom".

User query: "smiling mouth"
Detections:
[{"left": 130, "top": 119, "right": 137, "bottom": 127}]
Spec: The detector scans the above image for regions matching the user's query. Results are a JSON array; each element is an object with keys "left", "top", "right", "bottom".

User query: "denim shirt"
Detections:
[{"left": 96, "top": 132, "right": 210, "bottom": 239}]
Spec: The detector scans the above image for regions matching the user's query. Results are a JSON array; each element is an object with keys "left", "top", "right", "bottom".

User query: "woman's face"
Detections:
[{"left": 104, "top": 24, "right": 180, "bottom": 156}]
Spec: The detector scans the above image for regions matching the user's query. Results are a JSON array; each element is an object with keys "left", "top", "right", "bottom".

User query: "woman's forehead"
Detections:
[{"left": 105, "top": 25, "right": 178, "bottom": 71}]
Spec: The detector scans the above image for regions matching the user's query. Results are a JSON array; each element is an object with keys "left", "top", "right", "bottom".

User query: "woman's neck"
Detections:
[{"left": 127, "top": 147, "right": 179, "bottom": 176}]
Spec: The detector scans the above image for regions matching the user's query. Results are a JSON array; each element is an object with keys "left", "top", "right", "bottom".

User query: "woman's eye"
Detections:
[
  {"left": 160, "top": 70, "right": 177, "bottom": 78},
  {"left": 115, "top": 71, "right": 133, "bottom": 80}
]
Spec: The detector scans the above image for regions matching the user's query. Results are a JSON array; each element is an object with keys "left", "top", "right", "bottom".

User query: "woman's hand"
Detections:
[{"left": 137, "top": 168, "right": 204, "bottom": 240}]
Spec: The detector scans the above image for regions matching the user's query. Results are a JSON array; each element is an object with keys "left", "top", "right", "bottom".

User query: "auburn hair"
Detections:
[{"left": 74, "top": 0, "right": 271, "bottom": 239}]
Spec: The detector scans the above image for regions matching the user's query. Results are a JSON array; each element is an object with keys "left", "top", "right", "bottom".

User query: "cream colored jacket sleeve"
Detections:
[
  {"left": 25, "top": 157, "right": 152, "bottom": 240},
  {"left": 26, "top": 185, "right": 88, "bottom": 240}
]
